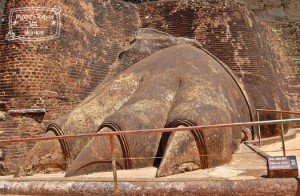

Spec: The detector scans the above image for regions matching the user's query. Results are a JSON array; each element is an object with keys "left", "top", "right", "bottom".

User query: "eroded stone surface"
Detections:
[
  {"left": 18, "top": 44, "right": 251, "bottom": 177},
  {"left": 0, "top": 0, "right": 297, "bottom": 176}
]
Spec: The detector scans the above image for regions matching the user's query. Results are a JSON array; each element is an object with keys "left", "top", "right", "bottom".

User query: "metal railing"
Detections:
[
  {"left": 1, "top": 117, "right": 300, "bottom": 196},
  {"left": 256, "top": 109, "right": 300, "bottom": 155}
]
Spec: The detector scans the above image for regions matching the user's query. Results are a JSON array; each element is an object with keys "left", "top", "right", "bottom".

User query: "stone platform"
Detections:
[{"left": 0, "top": 143, "right": 299, "bottom": 195}]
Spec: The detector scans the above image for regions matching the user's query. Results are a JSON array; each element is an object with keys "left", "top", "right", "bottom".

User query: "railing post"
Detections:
[
  {"left": 280, "top": 113, "right": 286, "bottom": 156},
  {"left": 110, "top": 135, "right": 119, "bottom": 196},
  {"left": 256, "top": 110, "right": 262, "bottom": 147}
]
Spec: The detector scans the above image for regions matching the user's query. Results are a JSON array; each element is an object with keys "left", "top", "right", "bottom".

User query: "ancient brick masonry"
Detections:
[
  {"left": 267, "top": 22, "right": 300, "bottom": 112},
  {"left": 0, "top": 0, "right": 299, "bottom": 175},
  {"left": 245, "top": 0, "right": 300, "bottom": 114},
  {"left": 138, "top": 0, "right": 297, "bottom": 136},
  {"left": 0, "top": 0, "right": 139, "bottom": 174}
]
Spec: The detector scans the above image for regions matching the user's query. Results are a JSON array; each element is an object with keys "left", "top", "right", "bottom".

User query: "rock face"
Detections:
[
  {"left": 17, "top": 44, "right": 251, "bottom": 177},
  {"left": 0, "top": 0, "right": 298, "bottom": 175},
  {"left": 245, "top": 0, "right": 300, "bottom": 22}
]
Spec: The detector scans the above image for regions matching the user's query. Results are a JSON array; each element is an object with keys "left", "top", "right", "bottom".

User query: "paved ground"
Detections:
[
  {"left": 260, "top": 132, "right": 300, "bottom": 161},
  {"left": 1, "top": 134, "right": 300, "bottom": 182},
  {"left": 1, "top": 138, "right": 300, "bottom": 195},
  {"left": 0, "top": 143, "right": 267, "bottom": 182}
]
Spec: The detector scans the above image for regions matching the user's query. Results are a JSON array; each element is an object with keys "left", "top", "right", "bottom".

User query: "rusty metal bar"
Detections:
[
  {"left": 256, "top": 109, "right": 300, "bottom": 115},
  {"left": 280, "top": 113, "right": 286, "bottom": 156},
  {"left": 110, "top": 135, "right": 119, "bottom": 196},
  {"left": 256, "top": 110, "right": 262, "bottom": 147},
  {"left": 1, "top": 118, "right": 300, "bottom": 144},
  {"left": 256, "top": 109, "right": 297, "bottom": 152}
]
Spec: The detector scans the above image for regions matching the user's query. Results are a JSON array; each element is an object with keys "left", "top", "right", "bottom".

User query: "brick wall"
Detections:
[
  {"left": 138, "top": 0, "right": 295, "bottom": 137},
  {"left": 0, "top": 0, "right": 139, "bottom": 174},
  {"left": 265, "top": 22, "right": 300, "bottom": 113},
  {"left": 245, "top": 0, "right": 300, "bottom": 127},
  {"left": 0, "top": 0, "right": 299, "bottom": 174}
]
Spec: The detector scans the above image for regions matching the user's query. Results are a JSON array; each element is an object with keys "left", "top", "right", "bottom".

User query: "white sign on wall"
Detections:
[{"left": 5, "top": 6, "right": 61, "bottom": 41}]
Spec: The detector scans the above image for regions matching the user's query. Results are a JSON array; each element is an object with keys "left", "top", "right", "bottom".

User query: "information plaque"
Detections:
[
  {"left": 267, "top": 156, "right": 298, "bottom": 178},
  {"left": 5, "top": 6, "right": 61, "bottom": 42}
]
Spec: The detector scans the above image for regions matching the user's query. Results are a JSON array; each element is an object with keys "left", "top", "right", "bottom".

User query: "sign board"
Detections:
[
  {"left": 267, "top": 156, "right": 298, "bottom": 178},
  {"left": 5, "top": 6, "right": 61, "bottom": 42}
]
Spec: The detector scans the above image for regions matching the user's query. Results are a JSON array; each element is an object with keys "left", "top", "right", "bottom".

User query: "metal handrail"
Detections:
[
  {"left": 1, "top": 118, "right": 300, "bottom": 196},
  {"left": 256, "top": 109, "right": 300, "bottom": 155},
  {"left": 1, "top": 118, "right": 300, "bottom": 144},
  {"left": 256, "top": 109, "right": 300, "bottom": 115}
]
